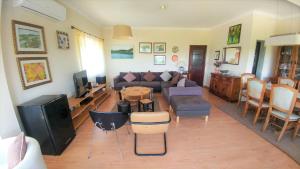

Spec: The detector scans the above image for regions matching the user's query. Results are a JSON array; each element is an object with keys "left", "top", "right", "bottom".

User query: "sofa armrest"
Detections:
[
  {"left": 113, "top": 76, "right": 120, "bottom": 86},
  {"left": 169, "top": 87, "right": 202, "bottom": 97},
  {"left": 16, "top": 137, "right": 47, "bottom": 169}
]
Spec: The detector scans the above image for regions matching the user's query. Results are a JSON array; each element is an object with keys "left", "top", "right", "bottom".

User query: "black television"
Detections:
[{"left": 73, "top": 70, "right": 88, "bottom": 98}]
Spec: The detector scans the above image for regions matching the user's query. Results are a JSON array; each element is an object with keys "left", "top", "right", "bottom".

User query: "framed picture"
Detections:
[
  {"left": 56, "top": 31, "right": 70, "bottom": 49},
  {"left": 223, "top": 47, "right": 241, "bottom": 65},
  {"left": 139, "top": 42, "right": 152, "bottom": 53},
  {"left": 12, "top": 20, "right": 47, "bottom": 54},
  {"left": 153, "top": 42, "right": 166, "bottom": 53},
  {"left": 227, "top": 24, "right": 242, "bottom": 45},
  {"left": 17, "top": 57, "right": 52, "bottom": 89},
  {"left": 214, "top": 51, "right": 220, "bottom": 60},
  {"left": 111, "top": 44, "right": 134, "bottom": 59},
  {"left": 154, "top": 55, "right": 166, "bottom": 65}
]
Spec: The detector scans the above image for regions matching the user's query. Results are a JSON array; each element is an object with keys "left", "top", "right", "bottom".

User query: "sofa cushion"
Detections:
[
  {"left": 143, "top": 71, "right": 156, "bottom": 82},
  {"left": 123, "top": 72, "right": 136, "bottom": 82},
  {"left": 8, "top": 132, "right": 27, "bottom": 169},
  {"left": 185, "top": 79, "right": 198, "bottom": 87},
  {"left": 115, "top": 81, "right": 141, "bottom": 88},
  {"left": 171, "top": 73, "right": 181, "bottom": 85},
  {"left": 160, "top": 71, "right": 172, "bottom": 81},
  {"left": 161, "top": 81, "right": 175, "bottom": 89},
  {"left": 140, "top": 81, "right": 161, "bottom": 88}
]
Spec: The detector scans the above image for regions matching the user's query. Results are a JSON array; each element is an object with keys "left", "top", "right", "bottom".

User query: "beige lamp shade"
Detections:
[{"left": 113, "top": 25, "right": 133, "bottom": 40}]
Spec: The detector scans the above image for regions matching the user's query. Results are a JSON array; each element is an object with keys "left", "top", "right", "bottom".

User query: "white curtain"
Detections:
[{"left": 75, "top": 31, "right": 105, "bottom": 82}]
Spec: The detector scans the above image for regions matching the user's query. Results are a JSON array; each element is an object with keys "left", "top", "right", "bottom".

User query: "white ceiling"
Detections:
[{"left": 60, "top": 0, "right": 300, "bottom": 28}]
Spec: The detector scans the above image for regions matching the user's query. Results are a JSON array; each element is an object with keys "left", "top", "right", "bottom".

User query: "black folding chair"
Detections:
[{"left": 88, "top": 111, "right": 129, "bottom": 159}]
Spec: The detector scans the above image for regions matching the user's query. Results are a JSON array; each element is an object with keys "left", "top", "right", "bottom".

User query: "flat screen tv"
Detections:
[{"left": 73, "top": 70, "right": 88, "bottom": 98}]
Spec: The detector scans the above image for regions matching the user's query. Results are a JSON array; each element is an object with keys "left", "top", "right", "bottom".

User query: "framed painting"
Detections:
[
  {"left": 111, "top": 44, "right": 134, "bottom": 59},
  {"left": 153, "top": 42, "right": 166, "bottom": 53},
  {"left": 154, "top": 55, "right": 166, "bottom": 65},
  {"left": 56, "top": 31, "right": 70, "bottom": 49},
  {"left": 214, "top": 50, "right": 220, "bottom": 60},
  {"left": 223, "top": 47, "right": 241, "bottom": 65},
  {"left": 12, "top": 20, "right": 47, "bottom": 54},
  {"left": 17, "top": 57, "right": 52, "bottom": 89},
  {"left": 139, "top": 42, "right": 152, "bottom": 53},
  {"left": 227, "top": 24, "right": 242, "bottom": 45}
]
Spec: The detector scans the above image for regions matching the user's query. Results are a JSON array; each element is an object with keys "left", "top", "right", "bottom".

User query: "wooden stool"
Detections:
[
  {"left": 293, "top": 120, "right": 300, "bottom": 139},
  {"left": 138, "top": 99, "right": 154, "bottom": 112}
]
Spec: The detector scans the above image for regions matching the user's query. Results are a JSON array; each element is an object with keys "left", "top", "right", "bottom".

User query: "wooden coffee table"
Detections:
[{"left": 121, "top": 86, "right": 151, "bottom": 101}]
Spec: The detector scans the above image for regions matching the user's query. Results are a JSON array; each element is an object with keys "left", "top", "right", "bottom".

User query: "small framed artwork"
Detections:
[
  {"left": 17, "top": 57, "right": 52, "bottom": 89},
  {"left": 12, "top": 20, "right": 47, "bottom": 54},
  {"left": 227, "top": 24, "right": 242, "bottom": 45},
  {"left": 56, "top": 31, "right": 70, "bottom": 49},
  {"left": 139, "top": 42, "right": 152, "bottom": 53},
  {"left": 153, "top": 42, "right": 166, "bottom": 53},
  {"left": 214, "top": 50, "right": 220, "bottom": 60},
  {"left": 154, "top": 55, "right": 166, "bottom": 65}
]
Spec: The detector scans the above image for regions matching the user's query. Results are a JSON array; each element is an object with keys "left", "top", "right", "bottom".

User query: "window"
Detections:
[{"left": 75, "top": 31, "right": 105, "bottom": 81}]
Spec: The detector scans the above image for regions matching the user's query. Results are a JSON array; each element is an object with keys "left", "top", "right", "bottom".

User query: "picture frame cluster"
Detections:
[
  {"left": 139, "top": 42, "right": 166, "bottom": 65},
  {"left": 12, "top": 20, "right": 69, "bottom": 90}
]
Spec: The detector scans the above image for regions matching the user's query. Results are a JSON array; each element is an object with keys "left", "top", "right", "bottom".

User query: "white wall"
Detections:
[
  {"left": 0, "top": 0, "right": 102, "bottom": 137},
  {"left": 1, "top": 0, "right": 102, "bottom": 105},
  {"left": 205, "top": 13, "right": 254, "bottom": 86},
  {"left": 103, "top": 27, "right": 211, "bottom": 86},
  {"left": 0, "top": 0, "right": 21, "bottom": 138}
]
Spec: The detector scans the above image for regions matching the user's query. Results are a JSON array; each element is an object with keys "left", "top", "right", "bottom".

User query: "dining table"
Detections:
[{"left": 265, "top": 83, "right": 300, "bottom": 109}]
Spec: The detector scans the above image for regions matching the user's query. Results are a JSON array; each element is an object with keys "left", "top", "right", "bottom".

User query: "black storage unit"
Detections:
[{"left": 17, "top": 95, "right": 76, "bottom": 155}]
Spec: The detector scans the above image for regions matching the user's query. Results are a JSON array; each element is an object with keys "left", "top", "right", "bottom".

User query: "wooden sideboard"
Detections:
[
  {"left": 68, "top": 84, "right": 111, "bottom": 130},
  {"left": 209, "top": 73, "right": 241, "bottom": 102}
]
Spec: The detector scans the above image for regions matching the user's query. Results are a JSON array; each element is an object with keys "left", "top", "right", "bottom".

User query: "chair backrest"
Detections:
[
  {"left": 247, "top": 78, "right": 266, "bottom": 102},
  {"left": 278, "top": 77, "right": 296, "bottom": 88},
  {"left": 241, "top": 73, "right": 255, "bottom": 89},
  {"left": 130, "top": 111, "right": 170, "bottom": 134},
  {"left": 89, "top": 111, "right": 129, "bottom": 130},
  {"left": 270, "top": 84, "right": 298, "bottom": 114}
]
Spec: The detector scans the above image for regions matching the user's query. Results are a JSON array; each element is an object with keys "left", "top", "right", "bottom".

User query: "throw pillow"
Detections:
[
  {"left": 160, "top": 71, "right": 172, "bottom": 82},
  {"left": 171, "top": 73, "right": 181, "bottom": 85},
  {"left": 143, "top": 71, "right": 156, "bottom": 82},
  {"left": 8, "top": 132, "right": 27, "bottom": 169},
  {"left": 123, "top": 72, "right": 136, "bottom": 82},
  {"left": 177, "top": 78, "right": 186, "bottom": 87}
]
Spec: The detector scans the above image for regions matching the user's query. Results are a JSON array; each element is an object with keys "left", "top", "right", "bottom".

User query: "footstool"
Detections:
[{"left": 170, "top": 96, "right": 211, "bottom": 123}]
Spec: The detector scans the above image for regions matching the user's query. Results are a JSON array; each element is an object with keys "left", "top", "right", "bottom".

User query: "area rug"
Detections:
[
  {"left": 205, "top": 93, "right": 300, "bottom": 164},
  {"left": 111, "top": 95, "right": 161, "bottom": 112}
]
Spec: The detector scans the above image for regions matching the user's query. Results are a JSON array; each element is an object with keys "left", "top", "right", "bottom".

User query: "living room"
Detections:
[{"left": 1, "top": 0, "right": 300, "bottom": 169}]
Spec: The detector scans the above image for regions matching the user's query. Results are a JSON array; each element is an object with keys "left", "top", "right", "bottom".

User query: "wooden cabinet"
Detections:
[
  {"left": 68, "top": 84, "right": 111, "bottom": 130},
  {"left": 274, "top": 46, "right": 300, "bottom": 80},
  {"left": 209, "top": 73, "right": 241, "bottom": 102}
]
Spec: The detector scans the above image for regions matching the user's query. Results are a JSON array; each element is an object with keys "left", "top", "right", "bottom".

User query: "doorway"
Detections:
[
  {"left": 252, "top": 40, "right": 266, "bottom": 79},
  {"left": 188, "top": 45, "right": 207, "bottom": 86}
]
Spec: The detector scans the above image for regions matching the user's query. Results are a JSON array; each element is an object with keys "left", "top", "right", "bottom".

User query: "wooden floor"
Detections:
[{"left": 44, "top": 89, "right": 300, "bottom": 169}]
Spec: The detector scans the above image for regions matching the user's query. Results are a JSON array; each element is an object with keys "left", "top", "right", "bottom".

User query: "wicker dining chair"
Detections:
[
  {"left": 237, "top": 73, "right": 255, "bottom": 106},
  {"left": 262, "top": 84, "right": 300, "bottom": 141},
  {"left": 242, "top": 78, "right": 269, "bottom": 126}
]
